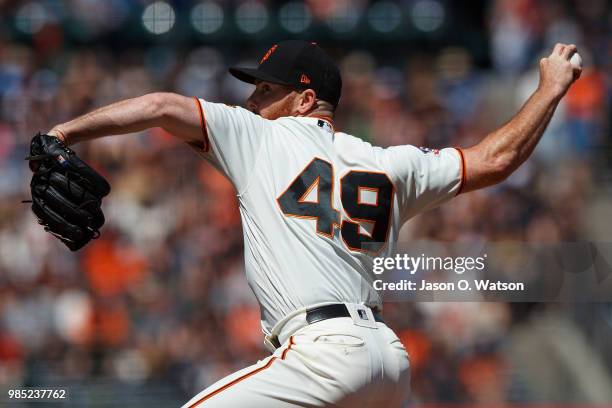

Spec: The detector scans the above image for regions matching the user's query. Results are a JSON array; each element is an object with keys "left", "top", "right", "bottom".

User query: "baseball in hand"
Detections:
[{"left": 570, "top": 52, "right": 582, "bottom": 69}]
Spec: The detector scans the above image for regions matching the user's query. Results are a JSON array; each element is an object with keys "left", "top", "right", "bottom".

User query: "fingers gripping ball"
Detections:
[
  {"left": 26, "top": 134, "right": 111, "bottom": 251},
  {"left": 570, "top": 52, "right": 582, "bottom": 69}
]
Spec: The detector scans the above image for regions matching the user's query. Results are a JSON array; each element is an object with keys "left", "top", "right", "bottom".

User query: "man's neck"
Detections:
[{"left": 302, "top": 109, "right": 334, "bottom": 122}]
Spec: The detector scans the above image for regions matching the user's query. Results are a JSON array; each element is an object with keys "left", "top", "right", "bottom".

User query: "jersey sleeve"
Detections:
[
  {"left": 192, "top": 97, "right": 267, "bottom": 192},
  {"left": 382, "top": 145, "right": 465, "bottom": 222}
]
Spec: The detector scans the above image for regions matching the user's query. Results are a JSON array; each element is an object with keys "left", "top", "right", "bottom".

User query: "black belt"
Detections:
[
  {"left": 268, "top": 304, "right": 384, "bottom": 350},
  {"left": 306, "top": 304, "right": 384, "bottom": 324}
]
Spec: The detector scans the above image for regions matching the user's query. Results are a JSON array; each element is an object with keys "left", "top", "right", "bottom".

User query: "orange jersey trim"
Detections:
[
  {"left": 298, "top": 176, "right": 321, "bottom": 204},
  {"left": 192, "top": 96, "right": 210, "bottom": 153},
  {"left": 454, "top": 147, "right": 466, "bottom": 195},
  {"left": 357, "top": 186, "right": 379, "bottom": 207},
  {"left": 188, "top": 336, "right": 295, "bottom": 407}
]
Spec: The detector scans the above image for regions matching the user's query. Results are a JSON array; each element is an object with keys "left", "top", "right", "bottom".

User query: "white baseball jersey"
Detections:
[{"left": 192, "top": 98, "right": 463, "bottom": 335}]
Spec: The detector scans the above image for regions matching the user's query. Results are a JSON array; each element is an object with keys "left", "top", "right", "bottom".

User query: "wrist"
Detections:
[
  {"left": 536, "top": 83, "right": 565, "bottom": 103},
  {"left": 48, "top": 128, "right": 68, "bottom": 144}
]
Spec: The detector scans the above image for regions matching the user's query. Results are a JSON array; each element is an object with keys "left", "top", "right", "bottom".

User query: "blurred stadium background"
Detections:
[{"left": 0, "top": 0, "right": 611, "bottom": 406}]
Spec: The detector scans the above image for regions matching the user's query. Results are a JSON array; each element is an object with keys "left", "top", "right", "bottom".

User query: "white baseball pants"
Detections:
[{"left": 182, "top": 316, "right": 410, "bottom": 407}]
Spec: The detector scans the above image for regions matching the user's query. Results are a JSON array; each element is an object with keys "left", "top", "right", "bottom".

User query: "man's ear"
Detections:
[{"left": 296, "top": 89, "right": 317, "bottom": 115}]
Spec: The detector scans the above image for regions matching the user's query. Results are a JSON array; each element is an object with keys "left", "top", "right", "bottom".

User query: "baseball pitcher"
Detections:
[{"left": 28, "top": 41, "right": 581, "bottom": 407}]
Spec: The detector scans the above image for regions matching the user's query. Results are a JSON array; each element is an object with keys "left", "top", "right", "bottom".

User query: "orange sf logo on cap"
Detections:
[{"left": 260, "top": 44, "right": 278, "bottom": 65}]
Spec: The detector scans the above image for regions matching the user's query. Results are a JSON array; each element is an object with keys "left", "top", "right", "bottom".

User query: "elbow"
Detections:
[
  {"left": 143, "top": 92, "right": 175, "bottom": 123},
  {"left": 464, "top": 141, "right": 525, "bottom": 191},
  {"left": 488, "top": 153, "right": 516, "bottom": 184},
  {"left": 460, "top": 147, "right": 517, "bottom": 192}
]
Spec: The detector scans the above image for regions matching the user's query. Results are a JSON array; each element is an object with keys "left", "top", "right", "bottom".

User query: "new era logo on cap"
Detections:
[{"left": 300, "top": 74, "right": 311, "bottom": 84}]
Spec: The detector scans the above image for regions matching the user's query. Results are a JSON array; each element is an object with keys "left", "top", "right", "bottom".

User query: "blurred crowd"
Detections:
[{"left": 0, "top": 0, "right": 611, "bottom": 406}]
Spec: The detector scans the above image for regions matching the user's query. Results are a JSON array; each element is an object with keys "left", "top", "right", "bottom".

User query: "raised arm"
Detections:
[
  {"left": 459, "top": 43, "right": 581, "bottom": 193},
  {"left": 47, "top": 92, "right": 205, "bottom": 148}
]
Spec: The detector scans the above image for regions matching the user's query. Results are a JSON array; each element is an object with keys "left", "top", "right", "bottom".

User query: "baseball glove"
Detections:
[{"left": 26, "top": 133, "right": 111, "bottom": 251}]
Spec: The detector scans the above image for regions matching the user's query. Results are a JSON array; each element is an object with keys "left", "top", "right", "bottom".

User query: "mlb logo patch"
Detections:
[
  {"left": 317, "top": 120, "right": 333, "bottom": 133},
  {"left": 418, "top": 146, "right": 440, "bottom": 155},
  {"left": 357, "top": 309, "right": 369, "bottom": 320}
]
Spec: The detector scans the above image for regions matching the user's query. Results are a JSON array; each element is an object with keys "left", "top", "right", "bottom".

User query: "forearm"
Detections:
[
  {"left": 482, "top": 87, "right": 559, "bottom": 176},
  {"left": 49, "top": 94, "right": 163, "bottom": 146},
  {"left": 459, "top": 43, "right": 580, "bottom": 193}
]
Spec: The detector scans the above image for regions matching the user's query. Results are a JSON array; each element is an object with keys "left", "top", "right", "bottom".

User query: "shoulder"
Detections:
[
  {"left": 206, "top": 101, "right": 253, "bottom": 118},
  {"left": 266, "top": 117, "right": 320, "bottom": 138},
  {"left": 199, "top": 100, "right": 272, "bottom": 134},
  {"left": 273, "top": 116, "right": 310, "bottom": 128},
  {"left": 334, "top": 131, "right": 385, "bottom": 155}
]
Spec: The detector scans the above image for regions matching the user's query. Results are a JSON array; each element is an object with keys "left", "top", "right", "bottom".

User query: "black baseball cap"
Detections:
[{"left": 229, "top": 40, "right": 342, "bottom": 108}]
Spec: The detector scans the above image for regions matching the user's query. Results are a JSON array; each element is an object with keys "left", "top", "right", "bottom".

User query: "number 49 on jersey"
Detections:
[{"left": 277, "top": 158, "right": 394, "bottom": 254}]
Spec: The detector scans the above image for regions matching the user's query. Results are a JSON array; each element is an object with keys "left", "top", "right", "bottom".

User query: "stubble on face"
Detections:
[
  {"left": 247, "top": 81, "right": 299, "bottom": 120},
  {"left": 258, "top": 92, "right": 298, "bottom": 120}
]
